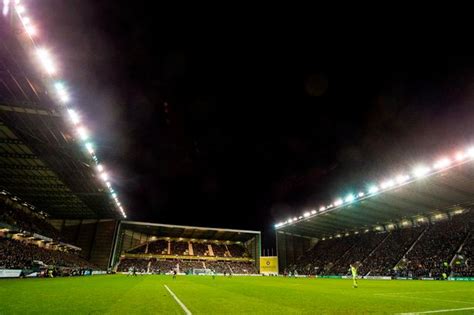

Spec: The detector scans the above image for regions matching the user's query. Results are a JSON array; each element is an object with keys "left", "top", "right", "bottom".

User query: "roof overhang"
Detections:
[
  {"left": 276, "top": 158, "right": 474, "bottom": 239},
  {"left": 120, "top": 220, "right": 260, "bottom": 243}
]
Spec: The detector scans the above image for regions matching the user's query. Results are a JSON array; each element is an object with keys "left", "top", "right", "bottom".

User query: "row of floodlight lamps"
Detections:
[
  {"left": 274, "top": 147, "right": 474, "bottom": 229},
  {"left": 3, "top": 0, "right": 126, "bottom": 218}
]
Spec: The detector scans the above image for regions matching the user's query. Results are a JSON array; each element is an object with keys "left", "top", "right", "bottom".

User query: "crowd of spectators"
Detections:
[
  {"left": 148, "top": 240, "right": 168, "bottom": 254},
  {"left": 404, "top": 214, "right": 469, "bottom": 278},
  {"left": 331, "top": 232, "right": 387, "bottom": 275},
  {"left": 117, "top": 258, "right": 149, "bottom": 272},
  {"left": 211, "top": 244, "right": 228, "bottom": 257},
  {"left": 360, "top": 226, "right": 424, "bottom": 276},
  {"left": 0, "top": 201, "right": 60, "bottom": 240},
  {"left": 289, "top": 210, "right": 474, "bottom": 278},
  {"left": 227, "top": 244, "right": 247, "bottom": 257},
  {"left": 178, "top": 260, "right": 205, "bottom": 273},
  {"left": 452, "top": 231, "right": 474, "bottom": 276},
  {"left": 205, "top": 260, "right": 230, "bottom": 273},
  {"left": 0, "top": 237, "right": 93, "bottom": 269},
  {"left": 230, "top": 261, "right": 258, "bottom": 274},
  {"left": 192, "top": 242, "right": 209, "bottom": 256},
  {"left": 149, "top": 259, "right": 177, "bottom": 273},
  {"left": 171, "top": 241, "right": 189, "bottom": 255}
]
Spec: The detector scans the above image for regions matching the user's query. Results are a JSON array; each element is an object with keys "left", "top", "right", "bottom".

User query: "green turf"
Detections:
[{"left": 1, "top": 275, "right": 473, "bottom": 314}]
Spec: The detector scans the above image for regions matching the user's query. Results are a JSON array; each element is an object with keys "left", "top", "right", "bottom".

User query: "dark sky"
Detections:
[{"left": 35, "top": 1, "right": 474, "bottom": 248}]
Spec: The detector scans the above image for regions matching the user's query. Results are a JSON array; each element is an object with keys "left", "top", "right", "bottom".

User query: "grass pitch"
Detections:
[{"left": 1, "top": 275, "right": 473, "bottom": 314}]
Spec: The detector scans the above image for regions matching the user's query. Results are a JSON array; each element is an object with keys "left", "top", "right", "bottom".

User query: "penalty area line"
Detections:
[
  {"left": 397, "top": 306, "right": 474, "bottom": 314},
  {"left": 164, "top": 284, "right": 192, "bottom": 315}
]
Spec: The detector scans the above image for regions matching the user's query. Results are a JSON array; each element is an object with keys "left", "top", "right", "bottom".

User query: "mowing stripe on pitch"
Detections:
[
  {"left": 397, "top": 306, "right": 474, "bottom": 314},
  {"left": 164, "top": 285, "right": 192, "bottom": 315}
]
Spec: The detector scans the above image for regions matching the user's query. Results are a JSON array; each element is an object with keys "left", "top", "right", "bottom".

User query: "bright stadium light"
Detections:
[
  {"left": 288, "top": 218, "right": 293, "bottom": 223},
  {"left": 334, "top": 199, "right": 343, "bottom": 206},
  {"left": 15, "top": 4, "right": 24, "bottom": 13},
  {"left": 433, "top": 157, "right": 451, "bottom": 170},
  {"left": 311, "top": 209, "right": 317, "bottom": 214},
  {"left": 67, "top": 108, "right": 80, "bottom": 124},
  {"left": 111, "top": 193, "right": 117, "bottom": 198},
  {"left": 467, "top": 147, "right": 474, "bottom": 158},
  {"left": 368, "top": 185, "right": 379, "bottom": 194},
  {"left": 380, "top": 180, "right": 394, "bottom": 189},
  {"left": 358, "top": 192, "right": 365, "bottom": 197},
  {"left": 97, "top": 164, "right": 104, "bottom": 172},
  {"left": 319, "top": 206, "right": 326, "bottom": 212},
  {"left": 24, "top": 24, "right": 36, "bottom": 36},
  {"left": 100, "top": 172, "right": 109, "bottom": 181},
  {"left": 3, "top": 0, "right": 10, "bottom": 16},
  {"left": 21, "top": 15, "right": 30, "bottom": 24},
  {"left": 455, "top": 151, "right": 466, "bottom": 161},
  {"left": 412, "top": 165, "right": 430, "bottom": 178},
  {"left": 55, "top": 82, "right": 69, "bottom": 103},
  {"left": 85, "top": 142, "right": 94, "bottom": 154},
  {"left": 303, "top": 212, "right": 310, "bottom": 218},
  {"left": 36, "top": 48, "right": 56, "bottom": 75},
  {"left": 327, "top": 204, "right": 333, "bottom": 209},
  {"left": 395, "top": 174, "right": 410, "bottom": 184},
  {"left": 77, "top": 126, "right": 88, "bottom": 140},
  {"left": 293, "top": 217, "right": 297, "bottom": 221},
  {"left": 344, "top": 194, "right": 354, "bottom": 203}
]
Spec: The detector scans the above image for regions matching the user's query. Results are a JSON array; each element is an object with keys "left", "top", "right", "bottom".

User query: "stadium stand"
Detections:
[
  {"left": 212, "top": 244, "right": 229, "bottom": 257},
  {"left": 148, "top": 240, "right": 168, "bottom": 254},
  {"left": 0, "top": 237, "right": 93, "bottom": 270},
  {"left": 171, "top": 241, "right": 189, "bottom": 256},
  {"left": 0, "top": 197, "right": 61, "bottom": 240},
  {"left": 149, "top": 259, "right": 178, "bottom": 273},
  {"left": 287, "top": 209, "right": 474, "bottom": 278},
  {"left": 192, "top": 242, "right": 210, "bottom": 256}
]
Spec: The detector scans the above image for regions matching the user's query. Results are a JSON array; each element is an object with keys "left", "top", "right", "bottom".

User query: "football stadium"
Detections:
[{"left": 1, "top": 2, "right": 474, "bottom": 314}]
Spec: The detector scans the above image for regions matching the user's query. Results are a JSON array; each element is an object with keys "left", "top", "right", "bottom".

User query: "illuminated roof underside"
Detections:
[
  {"left": 277, "top": 161, "right": 474, "bottom": 238},
  {"left": 0, "top": 14, "right": 119, "bottom": 219},
  {"left": 121, "top": 221, "right": 260, "bottom": 242}
]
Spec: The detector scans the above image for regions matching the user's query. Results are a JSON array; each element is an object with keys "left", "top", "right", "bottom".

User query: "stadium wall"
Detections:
[
  {"left": 276, "top": 231, "right": 317, "bottom": 272},
  {"left": 48, "top": 219, "right": 118, "bottom": 269}
]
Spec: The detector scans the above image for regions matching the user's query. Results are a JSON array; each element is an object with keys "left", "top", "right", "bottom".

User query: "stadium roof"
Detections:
[
  {"left": 0, "top": 6, "right": 123, "bottom": 219},
  {"left": 121, "top": 221, "right": 260, "bottom": 242},
  {"left": 275, "top": 151, "right": 474, "bottom": 239}
]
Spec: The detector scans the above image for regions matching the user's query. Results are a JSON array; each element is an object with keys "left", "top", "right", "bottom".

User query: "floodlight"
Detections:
[
  {"left": 433, "top": 158, "right": 451, "bottom": 170},
  {"left": 334, "top": 199, "right": 343, "bottom": 206},
  {"left": 395, "top": 174, "right": 410, "bottom": 184},
  {"left": 100, "top": 172, "right": 108, "bottom": 181},
  {"left": 319, "top": 206, "right": 326, "bottom": 212},
  {"left": 85, "top": 142, "right": 94, "bottom": 154},
  {"left": 67, "top": 109, "right": 80, "bottom": 124},
  {"left": 368, "top": 185, "right": 379, "bottom": 194},
  {"left": 413, "top": 165, "right": 430, "bottom": 178},
  {"left": 77, "top": 126, "right": 88, "bottom": 140},
  {"left": 36, "top": 48, "right": 56, "bottom": 74},
  {"left": 358, "top": 192, "right": 365, "bottom": 197},
  {"left": 97, "top": 164, "right": 104, "bottom": 172},
  {"left": 344, "top": 194, "right": 354, "bottom": 203},
  {"left": 303, "top": 212, "right": 310, "bottom": 218}
]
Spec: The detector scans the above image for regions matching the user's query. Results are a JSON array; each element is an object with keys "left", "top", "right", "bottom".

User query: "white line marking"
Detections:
[
  {"left": 397, "top": 306, "right": 474, "bottom": 314},
  {"left": 164, "top": 284, "right": 192, "bottom": 315}
]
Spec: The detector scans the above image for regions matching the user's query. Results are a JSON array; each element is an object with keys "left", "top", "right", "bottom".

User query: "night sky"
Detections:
[{"left": 35, "top": 1, "right": 474, "bottom": 249}]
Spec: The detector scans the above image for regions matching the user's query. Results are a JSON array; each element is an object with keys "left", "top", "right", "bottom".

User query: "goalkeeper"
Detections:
[{"left": 349, "top": 263, "right": 358, "bottom": 288}]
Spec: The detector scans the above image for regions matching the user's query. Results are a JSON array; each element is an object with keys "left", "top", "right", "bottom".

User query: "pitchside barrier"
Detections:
[{"left": 0, "top": 268, "right": 107, "bottom": 278}]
